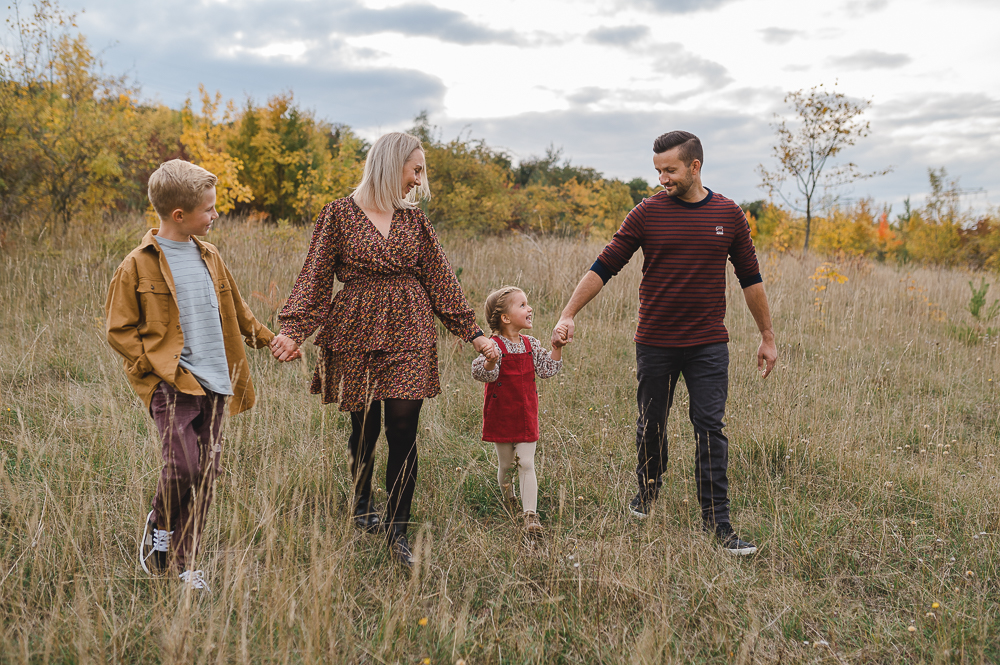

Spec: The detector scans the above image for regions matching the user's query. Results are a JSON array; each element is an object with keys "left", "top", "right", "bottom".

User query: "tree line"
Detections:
[{"left": 1, "top": 0, "right": 997, "bottom": 269}]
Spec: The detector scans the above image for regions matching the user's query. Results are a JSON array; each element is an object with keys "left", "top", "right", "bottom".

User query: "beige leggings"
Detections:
[{"left": 495, "top": 441, "right": 538, "bottom": 514}]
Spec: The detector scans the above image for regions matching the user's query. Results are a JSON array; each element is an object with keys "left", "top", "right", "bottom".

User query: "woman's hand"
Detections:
[
  {"left": 270, "top": 333, "right": 302, "bottom": 362},
  {"left": 473, "top": 335, "right": 500, "bottom": 363}
]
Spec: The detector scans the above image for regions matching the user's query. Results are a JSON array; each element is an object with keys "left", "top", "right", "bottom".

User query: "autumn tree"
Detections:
[
  {"left": 1, "top": 0, "right": 148, "bottom": 230},
  {"left": 757, "top": 84, "right": 890, "bottom": 251},
  {"left": 226, "top": 93, "right": 366, "bottom": 221}
]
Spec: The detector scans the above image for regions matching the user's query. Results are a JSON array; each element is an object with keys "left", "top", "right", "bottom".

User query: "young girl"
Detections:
[{"left": 472, "top": 286, "right": 563, "bottom": 537}]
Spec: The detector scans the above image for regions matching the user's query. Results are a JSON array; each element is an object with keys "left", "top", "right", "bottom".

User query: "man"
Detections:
[{"left": 552, "top": 131, "right": 776, "bottom": 556}]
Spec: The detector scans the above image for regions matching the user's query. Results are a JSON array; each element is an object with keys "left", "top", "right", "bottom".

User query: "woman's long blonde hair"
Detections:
[{"left": 351, "top": 132, "right": 431, "bottom": 211}]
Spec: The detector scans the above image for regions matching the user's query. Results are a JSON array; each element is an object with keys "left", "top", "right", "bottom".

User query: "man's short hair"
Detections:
[
  {"left": 147, "top": 160, "right": 218, "bottom": 218},
  {"left": 652, "top": 131, "right": 703, "bottom": 166}
]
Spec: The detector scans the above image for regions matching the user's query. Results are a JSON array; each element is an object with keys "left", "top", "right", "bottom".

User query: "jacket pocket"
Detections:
[
  {"left": 217, "top": 281, "right": 239, "bottom": 322},
  {"left": 136, "top": 278, "right": 171, "bottom": 323}
]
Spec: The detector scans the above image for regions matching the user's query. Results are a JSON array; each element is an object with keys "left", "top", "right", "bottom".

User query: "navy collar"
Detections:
[{"left": 671, "top": 188, "right": 713, "bottom": 209}]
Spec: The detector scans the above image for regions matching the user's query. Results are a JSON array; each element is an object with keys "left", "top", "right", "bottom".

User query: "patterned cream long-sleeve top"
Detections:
[{"left": 471, "top": 335, "right": 562, "bottom": 382}]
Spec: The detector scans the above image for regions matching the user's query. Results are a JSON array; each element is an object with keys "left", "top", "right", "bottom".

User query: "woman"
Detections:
[{"left": 270, "top": 132, "right": 497, "bottom": 568}]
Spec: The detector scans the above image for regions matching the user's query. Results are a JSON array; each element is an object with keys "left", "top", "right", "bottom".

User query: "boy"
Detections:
[{"left": 106, "top": 160, "right": 285, "bottom": 590}]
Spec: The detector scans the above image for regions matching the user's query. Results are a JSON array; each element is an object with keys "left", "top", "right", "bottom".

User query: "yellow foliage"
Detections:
[
  {"left": 904, "top": 211, "right": 964, "bottom": 267},
  {"left": 812, "top": 200, "right": 878, "bottom": 257},
  {"left": 180, "top": 86, "right": 253, "bottom": 214}
]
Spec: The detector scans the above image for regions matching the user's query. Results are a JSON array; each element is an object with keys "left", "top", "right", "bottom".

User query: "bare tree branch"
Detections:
[{"left": 757, "top": 83, "right": 891, "bottom": 251}]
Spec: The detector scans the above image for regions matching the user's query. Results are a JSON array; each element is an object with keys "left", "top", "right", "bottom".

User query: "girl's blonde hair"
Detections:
[
  {"left": 351, "top": 132, "right": 430, "bottom": 211},
  {"left": 484, "top": 286, "right": 524, "bottom": 334}
]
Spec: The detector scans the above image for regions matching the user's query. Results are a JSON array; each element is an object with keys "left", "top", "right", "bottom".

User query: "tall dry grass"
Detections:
[{"left": 1, "top": 216, "right": 998, "bottom": 663}]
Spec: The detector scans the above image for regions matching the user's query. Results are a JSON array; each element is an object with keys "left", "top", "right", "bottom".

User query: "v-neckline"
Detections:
[{"left": 353, "top": 199, "right": 395, "bottom": 241}]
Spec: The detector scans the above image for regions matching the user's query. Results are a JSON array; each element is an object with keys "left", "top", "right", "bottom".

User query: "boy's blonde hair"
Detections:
[
  {"left": 351, "top": 132, "right": 430, "bottom": 211},
  {"left": 148, "top": 160, "right": 218, "bottom": 218},
  {"left": 484, "top": 286, "right": 524, "bottom": 334}
]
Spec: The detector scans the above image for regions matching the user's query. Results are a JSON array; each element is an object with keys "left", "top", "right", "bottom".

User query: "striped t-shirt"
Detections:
[
  {"left": 156, "top": 236, "right": 234, "bottom": 395},
  {"left": 592, "top": 189, "right": 762, "bottom": 348}
]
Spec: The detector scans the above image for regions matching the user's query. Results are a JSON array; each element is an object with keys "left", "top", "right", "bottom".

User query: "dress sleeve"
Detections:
[
  {"left": 414, "top": 210, "right": 482, "bottom": 341},
  {"left": 278, "top": 202, "right": 341, "bottom": 345},
  {"left": 526, "top": 336, "right": 562, "bottom": 378},
  {"left": 471, "top": 340, "right": 502, "bottom": 382}
]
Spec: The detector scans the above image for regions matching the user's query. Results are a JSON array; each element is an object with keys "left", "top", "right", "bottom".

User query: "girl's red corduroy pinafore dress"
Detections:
[{"left": 481, "top": 335, "right": 540, "bottom": 443}]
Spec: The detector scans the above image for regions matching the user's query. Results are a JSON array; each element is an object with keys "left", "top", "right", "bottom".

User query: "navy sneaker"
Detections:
[
  {"left": 628, "top": 491, "right": 654, "bottom": 518},
  {"left": 714, "top": 522, "right": 758, "bottom": 556}
]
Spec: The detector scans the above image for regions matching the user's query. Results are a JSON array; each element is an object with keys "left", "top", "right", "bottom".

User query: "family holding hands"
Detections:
[{"left": 106, "top": 129, "right": 776, "bottom": 589}]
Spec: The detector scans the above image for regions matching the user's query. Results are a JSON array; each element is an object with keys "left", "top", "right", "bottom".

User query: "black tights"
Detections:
[{"left": 348, "top": 399, "right": 423, "bottom": 533}]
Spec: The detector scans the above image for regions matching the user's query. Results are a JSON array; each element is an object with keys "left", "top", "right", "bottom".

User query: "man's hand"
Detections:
[
  {"left": 742, "top": 282, "right": 776, "bottom": 378},
  {"left": 551, "top": 270, "right": 603, "bottom": 349},
  {"left": 757, "top": 332, "right": 777, "bottom": 378},
  {"left": 551, "top": 317, "right": 574, "bottom": 348},
  {"left": 473, "top": 335, "right": 500, "bottom": 363},
  {"left": 270, "top": 333, "right": 302, "bottom": 362}
]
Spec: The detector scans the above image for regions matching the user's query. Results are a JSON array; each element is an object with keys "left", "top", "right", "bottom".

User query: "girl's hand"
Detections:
[
  {"left": 270, "top": 333, "right": 302, "bottom": 362},
  {"left": 473, "top": 335, "right": 499, "bottom": 362},
  {"left": 551, "top": 321, "right": 571, "bottom": 348}
]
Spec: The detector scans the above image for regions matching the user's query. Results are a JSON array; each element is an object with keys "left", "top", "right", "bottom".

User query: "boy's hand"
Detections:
[{"left": 270, "top": 334, "right": 301, "bottom": 362}]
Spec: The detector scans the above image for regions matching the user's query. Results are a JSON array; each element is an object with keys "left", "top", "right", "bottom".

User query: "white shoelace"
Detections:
[
  {"left": 152, "top": 528, "right": 171, "bottom": 553},
  {"left": 178, "top": 570, "right": 210, "bottom": 591}
]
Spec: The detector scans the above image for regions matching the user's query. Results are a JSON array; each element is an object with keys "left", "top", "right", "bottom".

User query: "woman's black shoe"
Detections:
[
  {"left": 353, "top": 494, "right": 382, "bottom": 533},
  {"left": 388, "top": 529, "right": 415, "bottom": 569}
]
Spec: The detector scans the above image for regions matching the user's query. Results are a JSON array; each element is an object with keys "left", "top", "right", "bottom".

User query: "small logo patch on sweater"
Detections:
[{"left": 715, "top": 226, "right": 724, "bottom": 235}]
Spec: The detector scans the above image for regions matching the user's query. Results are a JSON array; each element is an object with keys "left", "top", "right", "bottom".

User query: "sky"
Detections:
[{"left": 20, "top": 0, "right": 1000, "bottom": 212}]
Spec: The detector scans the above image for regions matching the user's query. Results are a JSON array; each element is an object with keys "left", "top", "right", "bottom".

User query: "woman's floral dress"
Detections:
[{"left": 278, "top": 197, "right": 482, "bottom": 412}]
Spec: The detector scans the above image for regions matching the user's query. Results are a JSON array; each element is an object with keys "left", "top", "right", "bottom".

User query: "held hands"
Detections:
[
  {"left": 270, "top": 333, "right": 302, "bottom": 362},
  {"left": 473, "top": 335, "right": 500, "bottom": 363},
  {"left": 550, "top": 317, "right": 574, "bottom": 349}
]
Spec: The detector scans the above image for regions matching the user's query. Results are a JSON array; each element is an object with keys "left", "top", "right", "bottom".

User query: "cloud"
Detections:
[
  {"left": 71, "top": 0, "right": 529, "bottom": 49},
  {"left": 585, "top": 25, "right": 650, "bottom": 48},
  {"left": 878, "top": 92, "right": 1000, "bottom": 132},
  {"left": 338, "top": 4, "right": 526, "bottom": 45},
  {"left": 63, "top": 0, "right": 447, "bottom": 127},
  {"left": 829, "top": 50, "right": 912, "bottom": 70},
  {"left": 628, "top": 0, "right": 742, "bottom": 14},
  {"left": 759, "top": 27, "right": 802, "bottom": 45},
  {"left": 652, "top": 43, "right": 732, "bottom": 89},
  {"left": 843, "top": 0, "right": 889, "bottom": 17},
  {"left": 567, "top": 87, "right": 609, "bottom": 106}
]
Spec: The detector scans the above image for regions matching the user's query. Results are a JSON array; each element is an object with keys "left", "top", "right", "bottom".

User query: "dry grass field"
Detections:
[{"left": 1, "top": 215, "right": 998, "bottom": 664}]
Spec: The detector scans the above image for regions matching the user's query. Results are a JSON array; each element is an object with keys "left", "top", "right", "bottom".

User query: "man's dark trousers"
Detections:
[{"left": 635, "top": 341, "right": 730, "bottom": 525}]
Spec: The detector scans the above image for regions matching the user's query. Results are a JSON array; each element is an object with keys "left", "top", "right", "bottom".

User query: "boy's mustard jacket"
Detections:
[{"left": 105, "top": 229, "right": 275, "bottom": 416}]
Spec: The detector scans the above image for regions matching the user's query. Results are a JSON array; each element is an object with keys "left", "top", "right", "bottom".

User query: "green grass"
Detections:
[{"left": 1, "top": 215, "right": 999, "bottom": 663}]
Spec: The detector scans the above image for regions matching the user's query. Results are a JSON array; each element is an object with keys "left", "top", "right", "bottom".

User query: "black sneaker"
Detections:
[
  {"left": 628, "top": 492, "right": 654, "bottom": 519},
  {"left": 714, "top": 523, "right": 758, "bottom": 556},
  {"left": 139, "top": 510, "right": 171, "bottom": 575}
]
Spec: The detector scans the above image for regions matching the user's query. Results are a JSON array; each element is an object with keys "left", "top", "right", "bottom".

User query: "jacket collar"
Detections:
[{"left": 139, "top": 228, "right": 216, "bottom": 257}]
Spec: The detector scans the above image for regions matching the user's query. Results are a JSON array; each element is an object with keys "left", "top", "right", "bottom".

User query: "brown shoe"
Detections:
[
  {"left": 524, "top": 511, "right": 544, "bottom": 538},
  {"left": 505, "top": 496, "right": 521, "bottom": 517}
]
